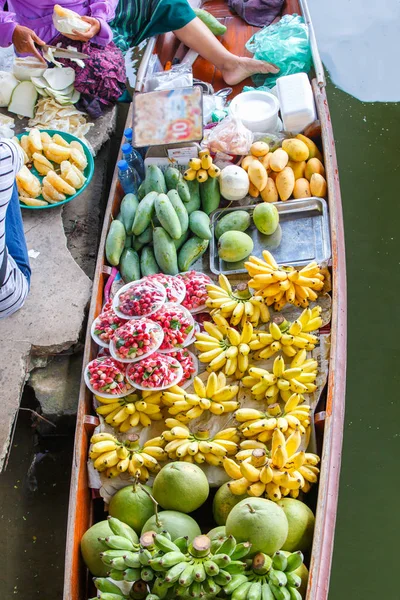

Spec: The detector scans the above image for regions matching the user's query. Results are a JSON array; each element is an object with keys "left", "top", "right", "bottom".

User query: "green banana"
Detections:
[
  {"left": 285, "top": 552, "right": 304, "bottom": 573},
  {"left": 148, "top": 557, "right": 165, "bottom": 571},
  {"left": 165, "top": 561, "right": 188, "bottom": 583},
  {"left": 123, "top": 551, "right": 141, "bottom": 568},
  {"left": 123, "top": 568, "right": 141, "bottom": 582},
  {"left": 286, "top": 572, "right": 301, "bottom": 589},
  {"left": 203, "top": 577, "right": 220, "bottom": 595},
  {"left": 224, "top": 560, "right": 247, "bottom": 575},
  {"left": 109, "top": 557, "right": 126, "bottom": 571},
  {"left": 231, "top": 542, "right": 252, "bottom": 561},
  {"left": 108, "top": 569, "right": 125, "bottom": 581},
  {"left": 204, "top": 559, "right": 219, "bottom": 576},
  {"left": 261, "top": 582, "right": 275, "bottom": 600},
  {"left": 97, "top": 594, "right": 126, "bottom": 600},
  {"left": 214, "top": 569, "right": 232, "bottom": 586},
  {"left": 141, "top": 567, "right": 154, "bottom": 582},
  {"left": 93, "top": 578, "right": 125, "bottom": 595},
  {"left": 287, "top": 586, "right": 302, "bottom": 600},
  {"left": 179, "top": 563, "right": 196, "bottom": 587},
  {"left": 146, "top": 595, "right": 160, "bottom": 600},
  {"left": 248, "top": 581, "right": 262, "bottom": 600},
  {"left": 154, "top": 533, "right": 181, "bottom": 554},
  {"left": 232, "top": 581, "right": 253, "bottom": 600},
  {"left": 189, "top": 580, "right": 202, "bottom": 598},
  {"left": 213, "top": 553, "right": 232, "bottom": 568},
  {"left": 193, "top": 561, "right": 206, "bottom": 582},
  {"left": 272, "top": 551, "right": 287, "bottom": 572},
  {"left": 217, "top": 535, "right": 237, "bottom": 556},
  {"left": 224, "top": 574, "right": 249, "bottom": 595},
  {"left": 100, "top": 550, "right": 128, "bottom": 565},
  {"left": 139, "top": 548, "right": 152, "bottom": 566},
  {"left": 160, "top": 551, "right": 187, "bottom": 568},
  {"left": 269, "top": 582, "right": 290, "bottom": 600},
  {"left": 269, "top": 569, "right": 287, "bottom": 588},
  {"left": 101, "top": 535, "right": 135, "bottom": 551},
  {"left": 174, "top": 536, "right": 189, "bottom": 553},
  {"left": 152, "top": 577, "right": 171, "bottom": 599}
]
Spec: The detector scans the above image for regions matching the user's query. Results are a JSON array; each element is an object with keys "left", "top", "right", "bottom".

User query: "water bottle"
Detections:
[
  {"left": 125, "top": 128, "right": 148, "bottom": 160},
  {"left": 124, "top": 128, "right": 133, "bottom": 144},
  {"left": 118, "top": 160, "right": 137, "bottom": 195},
  {"left": 122, "top": 143, "right": 145, "bottom": 182}
]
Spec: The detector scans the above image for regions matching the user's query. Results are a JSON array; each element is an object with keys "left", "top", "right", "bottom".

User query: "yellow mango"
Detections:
[
  {"left": 261, "top": 177, "right": 278, "bottom": 203},
  {"left": 288, "top": 160, "right": 306, "bottom": 180},
  {"left": 310, "top": 173, "right": 327, "bottom": 197},
  {"left": 248, "top": 160, "right": 268, "bottom": 192},
  {"left": 250, "top": 141, "right": 269, "bottom": 157},
  {"left": 241, "top": 154, "right": 259, "bottom": 172},
  {"left": 293, "top": 178, "right": 311, "bottom": 199},
  {"left": 305, "top": 158, "right": 325, "bottom": 181},
  {"left": 282, "top": 138, "right": 309, "bottom": 162},
  {"left": 276, "top": 167, "right": 295, "bottom": 201},
  {"left": 249, "top": 181, "right": 260, "bottom": 198},
  {"left": 261, "top": 153, "right": 271, "bottom": 171},
  {"left": 270, "top": 148, "right": 289, "bottom": 172},
  {"left": 296, "top": 134, "right": 323, "bottom": 161}
]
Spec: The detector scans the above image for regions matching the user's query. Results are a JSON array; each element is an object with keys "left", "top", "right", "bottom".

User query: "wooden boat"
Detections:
[{"left": 63, "top": 1, "right": 346, "bottom": 598}]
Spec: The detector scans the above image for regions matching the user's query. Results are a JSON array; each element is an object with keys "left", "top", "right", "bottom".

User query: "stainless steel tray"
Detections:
[{"left": 209, "top": 197, "right": 331, "bottom": 276}]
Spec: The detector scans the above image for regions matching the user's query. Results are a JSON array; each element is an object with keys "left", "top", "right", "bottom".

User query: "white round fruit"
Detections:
[{"left": 219, "top": 165, "right": 250, "bottom": 201}]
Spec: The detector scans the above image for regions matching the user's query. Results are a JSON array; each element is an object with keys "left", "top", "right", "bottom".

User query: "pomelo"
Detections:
[
  {"left": 108, "top": 483, "right": 155, "bottom": 535},
  {"left": 80, "top": 520, "right": 114, "bottom": 576},
  {"left": 253, "top": 202, "right": 279, "bottom": 235},
  {"left": 141, "top": 510, "right": 201, "bottom": 542},
  {"left": 278, "top": 498, "right": 315, "bottom": 553},
  {"left": 152, "top": 462, "right": 209, "bottom": 513},
  {"left": 212, "top": 482, "right": 248, "bottom": 525},
  {"left": 225, "top": 498, "right": 288, "bottom": 556},
  {"left": 207, "top": 526, "right": 226, "bottom": 541}
]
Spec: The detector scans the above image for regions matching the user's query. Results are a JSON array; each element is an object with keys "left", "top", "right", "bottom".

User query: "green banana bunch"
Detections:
[{"left": 223, "top": 551, "right": 305, "bottom": 600}]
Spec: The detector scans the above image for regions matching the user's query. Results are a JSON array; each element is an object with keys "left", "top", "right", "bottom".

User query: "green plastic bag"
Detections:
[{"left": 245, "top": 14, "right": 311, "bottom": 88}]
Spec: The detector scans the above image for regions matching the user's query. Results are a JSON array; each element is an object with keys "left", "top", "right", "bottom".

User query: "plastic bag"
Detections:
[
  {"left": 144, "top": 63, "right": 193, "bottom": 92},
  {"left": 246, "top": 14, "right": 311, "bottom": 88},
  {"left": 206, "top": 115, "right": 253, "bottom": 155}
]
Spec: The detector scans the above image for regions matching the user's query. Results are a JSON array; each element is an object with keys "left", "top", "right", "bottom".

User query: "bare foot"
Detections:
[{"left": 221, "top": 57, "right": 279, "bottom": 86}]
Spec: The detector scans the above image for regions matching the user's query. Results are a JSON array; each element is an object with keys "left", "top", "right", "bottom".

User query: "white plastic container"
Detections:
[
  {"left": 229, "top": 90, "right": 280, "bottom": 133},
  {"left": 276, "top": 73, "right": 317, "bottom": 133}
]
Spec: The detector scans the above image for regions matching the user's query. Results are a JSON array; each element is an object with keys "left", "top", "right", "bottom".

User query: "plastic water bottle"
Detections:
[
  {"left": 118, "top": 160, "right": 137, "bottom": 195},
  {"left": 121, "top": 143, "right": 145, "bottom": 182},
  {"left": 124, "top": 128, "right": 133, "bottom": 144},
  {"left": 125, "top": 128, "right": 148, "bottom": 160}
]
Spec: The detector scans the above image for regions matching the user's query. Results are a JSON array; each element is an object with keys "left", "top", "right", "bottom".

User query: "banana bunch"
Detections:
[
  {"left": 225, "top": 429, "right": 320, "bottom": 501},
  {"left": 149, "top": 418, "right": 240, "bottom": 467},
  {"left": 224, "top": 551, "right": 305, "bottom": 600},
  {"left": 242, "top": 351, "right": 318, "bottom": 403},
  {"left": 149, "top": 534, "right": 252, "bottom": 600},
  {"left": 195, "top": 314, "right": 253, "bottom": 376},
  {"left": 250, "top": 307, "right": 322, "bottom": 359},
  {"left": 184, "top": 150, "right": 221, "bottom": 183},
  {"left": 89, "top": 432, "right": 167, "bottom": 480},
  {"left": 161, "top": 372, "right": 240, "bottom": 422},
  {"left": 235, "top": 393, "right": 311, "bottom": 441},
  {"left": 244, "top": 251, "right": 325, "bottom": 311},
  {"left": 95, "top": 391, "right": 163, "bottom": 432},
  {"left": 206, "top": 274, "right": 270, "bottom": 327}
]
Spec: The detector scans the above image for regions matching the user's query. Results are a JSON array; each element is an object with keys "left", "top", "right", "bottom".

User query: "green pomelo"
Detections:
[
  {"left": 80, "top": 520, "right": 114, "bottom": 576},
  {"left": 212, "top": 482, "right": 248, "bottom": 525},
  {"left": 108, "top": 484, "right": 155, "bottom": 535},
  {"left": 141, "top": 510, "right": 201, "bottom": 542},
  {"left": 277, "top": 498, "right": 315, "bottom": 553},
  {"left": 152, "top": 462, "right": 209, "bottom": 513},
  {"left": 282, "top": 551, "right": 309, "bottom": 596},
  {"left": 253, "top": 202, "right": 279, "bottom": 235},
  {"left": 225, "top": 498, "right": 288, "bottom": 556},
  {"left": 218, "top": 231, "right": 254, "bottom": 263},
  {"left": 207, "top": 526, "right": 226, "bottom": 540}
]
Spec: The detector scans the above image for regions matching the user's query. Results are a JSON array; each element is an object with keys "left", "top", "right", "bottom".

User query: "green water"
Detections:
[{"left": 325, "top": 83, "right": 400, "bottom": 597}]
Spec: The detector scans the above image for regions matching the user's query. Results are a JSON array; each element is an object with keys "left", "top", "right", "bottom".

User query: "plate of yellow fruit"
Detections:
[{"left": 15, "top": 128, "right": 94, "bottom": 209}]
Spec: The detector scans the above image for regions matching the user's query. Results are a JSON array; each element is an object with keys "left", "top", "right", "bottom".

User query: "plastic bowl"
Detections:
[
  {"left": 18, "top": 130, "right": 94, "bottom": 210},
  {"left": 229, "top": 91, "right": 280, "bottom": 133}
]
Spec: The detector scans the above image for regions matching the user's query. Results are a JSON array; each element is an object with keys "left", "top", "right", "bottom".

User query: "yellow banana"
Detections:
[{"left": 228, "top": 477, "right": 250, "bottom": 495}]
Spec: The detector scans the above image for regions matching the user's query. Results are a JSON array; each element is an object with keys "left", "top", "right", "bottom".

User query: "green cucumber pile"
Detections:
[{"left": 105, "top": 165, "right": 221, "bottom": 279}]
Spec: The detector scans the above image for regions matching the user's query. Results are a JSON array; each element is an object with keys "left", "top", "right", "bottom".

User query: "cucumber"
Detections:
[
  {"left": 138, "top": 181, "right": 146, "bottom": 200},
  {"left": 215, "top": 210, "right": 252, "bottom": 240},
  {"left": 178, "top": 236, "right": 209, "bottom": 271},
  {"left": 194, "top": 8, "right": 227, "bottom": 35},
  {"left": 154, "top": 193, "right": 182, "bottom": 240},
  {"left": 153, "top": 227, "right": 179, "bottom": 275},
  {"left": 167, "top": 189, "right": 189, "bottom": 235},
  {"left": 124, "top": 235, "right": 132, "bottom": 249},
  {"left": 185, "top": 180, "right": 201, "bottom": 214},
  {"left": 164, "top": 166, "right": 181, "bottom": 191},
  {"left": 120, "top": 193, "right": 139, "bottom": 235},
  {"left": 173, "top": 230, "right": 189, "bottom": 251},
  {"left": 189, "top": 210, "right": 212, "bottom": 240},
  {"left": 106, "top": 219, "right": 126, "bottom": 266},
  {"left": 137, "top": 226, "right": 153, "bottom": 245},
  {"left": 200, "top": 176, "right": 221, "bottom": 215},
  {"left": 177, "top": 178, "right": 191, "bottom": 203},
  {"left": 140, "top": 246, "right": 160, "bottom": 276},
  {"left": 132, "top": 191, "right": 157, "bottom": 236},
  {"left": 145, "top": 165, "right": 167, "bottom": 194},
  {"left": 120, "top": 248, "right": 141, "bottom": 283}
]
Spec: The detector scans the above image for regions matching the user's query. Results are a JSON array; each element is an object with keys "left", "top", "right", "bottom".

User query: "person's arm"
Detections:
[
  {"left": 0, "top": 0, "right": 19, "bottom": 47},
  {"left": 65, "top": 0, "right": 118, "bottom": 46},
  {"left": 0, "top": 0, "right": 46, "bottom": 61}
]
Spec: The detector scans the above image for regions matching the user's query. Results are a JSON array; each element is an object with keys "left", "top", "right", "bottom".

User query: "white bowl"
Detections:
[{"left": 229, "top": 91, "right": 280, "bottom": 133}]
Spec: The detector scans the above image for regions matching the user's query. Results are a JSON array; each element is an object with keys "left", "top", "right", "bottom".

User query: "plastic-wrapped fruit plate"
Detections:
[
  {"left": 125, "top": 352, "right": 183, "bottom": 391},
  {"left": 90, "top": 310, "right": 125, "bottom": 348},
  {"left": 178, "top": 271, "right": 213, "bottom": 314},
  {"left": 151, "top": 303, "right": 195, "bottom": 353},
  {"left": 109, "top": 318, "right": 164, "bottom": 363},
  {"left": 171, "top": 349, "right": 199, "bottom": 389},
  {"left": 112, "top": 278, "right": 166, "bottom": 320},
  {"left": 145, "top": 273, "right": 186, "bottom": 304},
  {"left": 84, "top": 356, "right": 133, "bottom": 398}
]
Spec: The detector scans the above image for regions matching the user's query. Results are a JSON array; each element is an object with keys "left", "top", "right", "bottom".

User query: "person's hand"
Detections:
[
  {"left": 63, "top": 16, "right": 101, "bottom": 42},
  {"left": 12, "top": 25, "right": 46, "bottom": 63}
]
